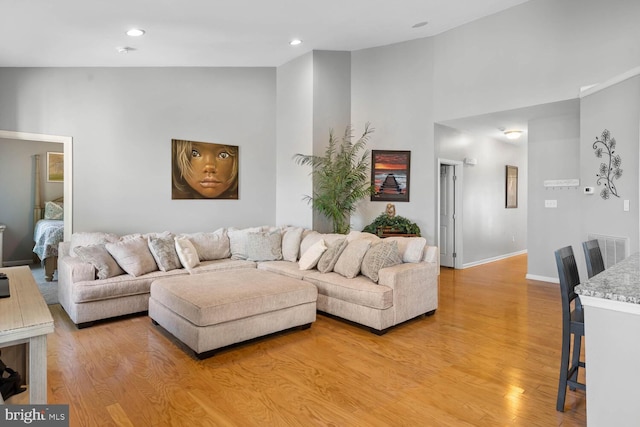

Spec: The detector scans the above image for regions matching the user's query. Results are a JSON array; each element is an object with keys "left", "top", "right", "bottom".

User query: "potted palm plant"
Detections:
[{"left": 293, "top": 124, "right": 375, "bottom": 234}]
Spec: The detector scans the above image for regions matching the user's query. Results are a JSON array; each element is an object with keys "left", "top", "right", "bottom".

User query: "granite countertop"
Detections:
[{"left": 576, "top": 252, "right": 640, "bottom": 304}]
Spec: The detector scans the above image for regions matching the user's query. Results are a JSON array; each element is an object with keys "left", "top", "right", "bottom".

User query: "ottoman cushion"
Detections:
[{"left": 151, "top": 269, "right": 317, "bottom": 327}]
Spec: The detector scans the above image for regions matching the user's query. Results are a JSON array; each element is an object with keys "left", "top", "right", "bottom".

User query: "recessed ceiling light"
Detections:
[
  {"left": 412, "top": 21, "right": 428, "bottom": 28},
  {"left": 289, "top": 39, "right": 302, "bottom": 46},
  {"left": 126, "top": 29, "right": 145, "bottom": 37}
]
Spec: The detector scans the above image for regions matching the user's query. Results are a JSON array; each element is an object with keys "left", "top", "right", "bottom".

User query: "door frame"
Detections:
[
  {"left": 437, "top": 158, "right": 463, "bottom": 269},
  {"left": 0, "top": 130, "right": 73, "bottom": 241}
]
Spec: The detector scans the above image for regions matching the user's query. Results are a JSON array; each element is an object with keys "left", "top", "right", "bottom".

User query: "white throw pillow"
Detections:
[
  {"left": 105, "top": 236, "right": 158, "bottom": 277},
  {"left": 174, "top": 236, "right": 200, "bottom": 270},
  {"left": 182, "top": 228, "right": 230, "bottom": 261},
  {"left": 282, "top": 227, "right": 304, "bottom": 262},
  {"left": 384, "top": 237, "right": 427, "bottom": 263},
  {"left": 298, "top": 239, "right": 327, "bottom": 270}
]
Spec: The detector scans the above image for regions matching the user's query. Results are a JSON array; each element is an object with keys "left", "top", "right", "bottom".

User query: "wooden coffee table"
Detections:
[{"left": 0, "top": 266, "right": 54, "bottom": 404}]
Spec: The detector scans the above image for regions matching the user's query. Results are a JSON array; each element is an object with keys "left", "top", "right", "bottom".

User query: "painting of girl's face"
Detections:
[{"left": 172, "top": 139, "right": 239, "bottom": 199}]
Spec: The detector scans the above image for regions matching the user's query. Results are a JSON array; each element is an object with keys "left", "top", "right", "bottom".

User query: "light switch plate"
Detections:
[{"left": 545, "top": 200, "right": 558, "bottom": 208}]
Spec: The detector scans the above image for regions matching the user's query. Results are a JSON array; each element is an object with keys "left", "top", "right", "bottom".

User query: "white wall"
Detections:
[
  {"left": 351, "top": 37, "right": 436, "bottom": 242},
  {"left": 276, "top": 53, "right": 314, "bottom": 229},
  {"left": 0, "top": 68, "right": 277, "bottom": 235},
  {"left": 436, "top": 124, "right": 528, "bottom": 266}
]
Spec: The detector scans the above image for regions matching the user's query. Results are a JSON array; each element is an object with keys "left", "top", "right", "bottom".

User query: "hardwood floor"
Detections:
[{"left": 45, "top": 254, "right": 586, "bottom": 426}]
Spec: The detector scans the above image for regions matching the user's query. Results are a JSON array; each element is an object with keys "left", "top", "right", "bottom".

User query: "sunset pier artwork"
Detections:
[{"left": 371, "top": 150, "right": 411, "bottom": 202}]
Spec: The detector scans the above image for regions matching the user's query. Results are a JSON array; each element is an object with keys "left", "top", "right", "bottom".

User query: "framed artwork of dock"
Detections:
[{"left": 370, "top": 150, "right": 411, "bottom": 202}]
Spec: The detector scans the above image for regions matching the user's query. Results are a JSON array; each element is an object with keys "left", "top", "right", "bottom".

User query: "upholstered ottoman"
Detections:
[{"left": 149, "top": 269, "right": 317, "bottom": 358}]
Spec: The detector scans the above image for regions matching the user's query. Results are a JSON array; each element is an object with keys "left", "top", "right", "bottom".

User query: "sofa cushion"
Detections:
[
  {"left": 246, "top": 230, "right": 283, "bottom": 261},
  {"left": 182, "top": 229, "right": 230, "bottom": 261},
  {"left": 333, "top": 239, "right": 372, "bottom": 279},
  {"left": 298, "top": 239, "right": 327, "bottom": 270},
  {"left": 304, "top": 272, "right": 393, "bottom": 310},
  {"left": 190, "top": 258, "right": 257, "bottom": 274},
  {"left": 228, "top": 227, "right": 263, "bottom": 260},
  {"left": 257, "top": 260, "right": 316, "bottom": 280},
  {"left": 316, "top": 238, "right": 347, "bottom": 273},
  {"left": 174, "top": 236, "right": 200, "bottom": 270},
  {"left": 73, "top": 244, "right": 125, "bottom": 280},
  {"left": 361, "top": 240, "right": 403, "bottom": 283},
  {"left": 70, "top": 232, "right": 120, "bottom": 257},
  {"left": 282, "top": 227, "right": 304, "bottom": 262},
  {"left": 384, "top": 237, "right": 427, "bottom": 263},
  {"left": 148, "top": 235, "right": 182, "bottom": 272},
  {"left": 106, "top": 236, "right": 158, "bottom": 277}
]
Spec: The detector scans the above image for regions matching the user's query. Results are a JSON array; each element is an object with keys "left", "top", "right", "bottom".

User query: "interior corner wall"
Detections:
[
  {"left": 527, "top": 113, "right": 581, "bottom": 280},
  {"left": 0, "top": 68, "right": 277, "bottom": 235},
  {"left": 436, "top": 124, "right": 528, "bottom": 266},
  {"left": 579, "top": 75, "right": 640, "bottom": 257},
  {"left": 276, "top": 52, "right": 314, "bottom": 228},
  {"left": 0, "top": 139, "right": 63, "bottom": 262},
  {"left": 351, "top": 37, "right": 436, "bottom": 243}
]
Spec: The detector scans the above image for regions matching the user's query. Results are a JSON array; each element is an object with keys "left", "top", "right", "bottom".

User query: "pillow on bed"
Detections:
[
  {"left": 44, "top": 201, "right": 64, "bottom": 220},
  {"left": 74, "top": 244, "right": 125, "bottom": 280}
]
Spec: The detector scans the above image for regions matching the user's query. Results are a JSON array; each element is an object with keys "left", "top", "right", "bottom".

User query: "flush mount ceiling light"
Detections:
[
  {"left": 289, "top": 39, "right": 302, "bottom": 46},
  {"left": 116, "top": 46, "right": 135, "bottom": 54},
  {"left": 504, "top": 130, "right": 523, "bottom": 140},
  {"left": 126, "top": 28, "right": 145, "bottom": 37}
]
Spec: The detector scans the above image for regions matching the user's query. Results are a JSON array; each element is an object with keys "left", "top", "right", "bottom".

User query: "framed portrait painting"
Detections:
[
  {"left": 370, "top": 150, "right": 411, "bottom": 202},
  {"left": 505, "top": 165, "right": 518, "bottom": 208},
  {"left": 171, "top": 139, "right": 239, "bottom": 199},
  {"left": 47, "top": 152, "right": 64, "bottom": 182}
]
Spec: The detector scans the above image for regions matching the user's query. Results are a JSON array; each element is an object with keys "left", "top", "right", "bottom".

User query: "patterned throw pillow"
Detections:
[
  {"left": 316, "top": 238, "right": 348, "bottom": 273},
  {"left": 246, "top": 231, "right": 283, "bottom": 262},
  {"left": 73, "top": 244, "right": 125, "bottom": 280},
  {"left": 148, "top": 235, "right": 182, "bottom": 272},
  {"left": 228, "top": 227, "right": 263, "bottom": 260},
  {"left": 105, "top": 236, "right": 158, "bottom": 277},
  {"left": 334, "top": 239, "right": 372, "bottom": 278},
  {"left": 361, "top": 240, "right": 403, "bottom": 283},
  {"left": 44, "top": 201, "right": 64, "bottom": 220}
]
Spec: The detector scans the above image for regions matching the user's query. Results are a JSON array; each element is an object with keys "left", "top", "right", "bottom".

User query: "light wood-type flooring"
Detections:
[{"left": 45, "top": 254, "right": 586, "bottom": 426}]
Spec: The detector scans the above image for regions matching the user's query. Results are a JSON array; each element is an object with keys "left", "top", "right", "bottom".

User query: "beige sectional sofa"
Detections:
[{"left": 57, "top": 226, "right": 439, "bottom": 334}]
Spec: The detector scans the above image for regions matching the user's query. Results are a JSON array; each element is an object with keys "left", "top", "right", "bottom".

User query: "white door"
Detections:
[{"left": 440, "top": 164, "right": 456, "bottom": 267}]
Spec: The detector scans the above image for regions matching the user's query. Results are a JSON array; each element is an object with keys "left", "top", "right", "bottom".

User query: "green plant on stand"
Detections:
[
  {"left": 362, "top": 212, "right": 421, "bottom": 236},
  {"left": 293, "top": 124, "right": 375, "bottom": 234}
]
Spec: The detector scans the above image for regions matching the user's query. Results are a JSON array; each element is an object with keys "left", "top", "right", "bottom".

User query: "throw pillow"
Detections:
[
  {"left": 174, "top": 236, "right": 200, "bottom": 270},
  {"left": 334, "top": 239, "right": 372, "bottom": 279},
  {"left": 73, "top": 244, "right": 125, "bottom": 280},
  {"left": 298, "top": 239, "right": 327, "bottom": 270},
  {"left": 183, "top": 228, "right": 230, "bottom": 261},
  {"left": 105, "top": 236, "right": 158, "bottom": 277},
  {"left": 282, "top": 227, "right": 304, "bottom": 262},
  {"left": 384, "top": 237, "right": 427, "bottom": 263},
  {"left": 316, "top": 238, "right": 348, "bottom": 273},
  {"left": 246, "top": 230, "right": 283, "bottom": 262},
  {"left": 148, "top": 235, "right": 182, "bottom": 272},
  {"left": 228, "top": 227, "right": 262, "bottom": 260},
  {"left": 70, "top": 232, "right": 120, "bottom": 257},
  {"left": 44, "top": 201, "right": 64, "bottom": 220},
  {"left": 361, "top": 240, "right": 403, "bottom": 283}
]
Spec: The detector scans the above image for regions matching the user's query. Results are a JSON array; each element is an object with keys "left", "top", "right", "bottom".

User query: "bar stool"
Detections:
[
  {"left": 582, "top": 239, "right": 605, "bottom": 279},
  {"left": 554, "top": 246, "right": 586, "bottom": 411}
]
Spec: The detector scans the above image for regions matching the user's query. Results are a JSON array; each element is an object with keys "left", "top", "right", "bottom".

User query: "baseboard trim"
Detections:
[
  {"left": 462, "top": 250, "right": 527, "bottom": 269},
  {"left": 526, "top": 274, "right": 559, "bottom": 284}
]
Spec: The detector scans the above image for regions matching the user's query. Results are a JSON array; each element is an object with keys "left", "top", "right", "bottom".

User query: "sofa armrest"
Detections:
[
  {"left": 59, "top": 241, "right": 71, "bottom": 258},
  {"left": 378, "top": 261, "right": 438, "bottom": 324},
  {"left": 59, "top": 254, "right": 96, "bottom": 284}
]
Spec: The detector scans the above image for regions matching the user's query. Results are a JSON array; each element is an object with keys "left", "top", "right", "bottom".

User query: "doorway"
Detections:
[{"left": 437, "top": 159, "right": 462, "bottom": 268}]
